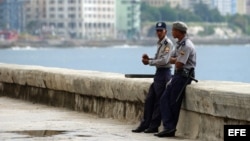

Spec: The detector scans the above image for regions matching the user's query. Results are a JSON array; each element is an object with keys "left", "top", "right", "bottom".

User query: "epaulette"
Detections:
[
  {"left": 177, "top": 41, "right": 186, "bottom": 49},
  {"left": 181, "top": 41, "right": 185, "bottom": 46},
  {"left": 163, "top": 39, "right": 168, "bottom": 45}
]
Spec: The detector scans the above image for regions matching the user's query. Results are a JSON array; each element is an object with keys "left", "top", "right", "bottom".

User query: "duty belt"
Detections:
[
  {"left": 174, "top": 69, "right": 188, "bottom": 74},
  {"left": 174, "top": 68, "right": 194, "bottom": 78}
]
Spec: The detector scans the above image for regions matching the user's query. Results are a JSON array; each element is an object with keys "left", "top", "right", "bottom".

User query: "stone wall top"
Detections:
[
  {"left": 1, "top": 63, "right": 250, "bottom": 122},
  {"left": 0, "top": 63, "right": 152, "bottom": 102},
  {"left": 185, "top": 81, "right": 250, "bottom": 121}
]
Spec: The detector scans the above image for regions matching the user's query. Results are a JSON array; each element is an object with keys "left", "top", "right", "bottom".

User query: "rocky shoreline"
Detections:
[{"left": 1, "top": 37, "right": 250, "bottom": 48}]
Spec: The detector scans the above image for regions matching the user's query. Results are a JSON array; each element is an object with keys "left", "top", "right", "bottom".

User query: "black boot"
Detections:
[
  {"left": 154, "top": 129, "right": 176, "bottom": 137},
  {"left": 132, "top": 126, "right": 147, "bottom": 133},
  {"left": 144, "top": 127, "right": 158, "bottom": 133}
]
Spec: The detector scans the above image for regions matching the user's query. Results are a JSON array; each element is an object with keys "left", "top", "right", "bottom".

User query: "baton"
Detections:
[
  {"left": 176, "top": 68, "right": 198, "bottom": 102},
  {"left": 124, "top": 74, "right": 155, "bottom": 78}
]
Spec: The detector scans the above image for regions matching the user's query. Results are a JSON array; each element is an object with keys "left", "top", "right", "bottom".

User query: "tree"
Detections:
[
  {"left": 193, "top": 2, "right": 224, "bottom": 22},
  {"left": 26, "top": 21, "right": 40, "bottom": 35},
  {"left": 228, "top": 14, "right": 250, "bottom": 34},
  {"left": 193, "top": 2, "right": 210, "bottom": 21},
  {"left": 210, "top": 8, "right": 224, "bottom": 22},
  {"left": 140, "top": 2, "right": 160, "bottom": 22},
  {"left": 158, "top": 4, "right": 177, "bottom": 21},
  {"left": 141, "top": 2, "right": 203, "bottom": 22}
]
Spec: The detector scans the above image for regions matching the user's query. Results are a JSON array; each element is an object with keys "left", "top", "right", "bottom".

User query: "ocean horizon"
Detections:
[{"left": 0, "top": 44, "right": 250, "bottom": 83}]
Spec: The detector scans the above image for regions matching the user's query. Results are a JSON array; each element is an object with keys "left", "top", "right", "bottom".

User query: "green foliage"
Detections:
[
  {"left": 140, "top": 2, "right": 250, "bottom": 35},
  {"left": 140, "top": 2, "right": 223, "bottom": 23},
  {"left": 227, "top": 14, "right": 250, "bottom": 34},
  {"left": 198, "top": 26, "right": 214, "bottom": 36},
  {"left": 26, "top": 21, "right": 38, "bottom": 34},
  {"left": 140, "top": 2, "right": 160, "bottom": 21},
  {"left": 140, "top": 2, "right": 201, "bottom": 22},
  {"left": 147, "top": 25, "right": 155, "bottom": 37},
  {"left": 210, "top": 9, "right": 224, "bottom": 22},
  {"left": 193, "top": 2, "right": 224, "bottom": 22},
  {"left": 176, "top": 9, "right": 201, "bottom": 21}
]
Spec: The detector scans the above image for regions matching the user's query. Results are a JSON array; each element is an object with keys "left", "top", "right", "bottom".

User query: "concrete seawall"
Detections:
[{"left": 0, "top": 63, "right": 250, "bottom": 141}]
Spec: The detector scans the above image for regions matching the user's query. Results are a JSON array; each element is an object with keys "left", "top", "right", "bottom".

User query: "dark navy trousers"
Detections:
[
  {"left": 160, "top": 73, "right": 192, "bottom": 130},
  {"left": 139, "top": 68, "right": 171, "bottom": 129}
]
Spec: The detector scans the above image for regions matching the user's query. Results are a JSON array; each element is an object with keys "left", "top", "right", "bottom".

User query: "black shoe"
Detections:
[
  {"left": 144, "top": 128, "right": 158, "bottom": 133},
  {"left": 132, "top": 126, "right": 147, "bottom": 133},
  {"left": 154, "top": 129, "right": 176, "bottom": 137}
]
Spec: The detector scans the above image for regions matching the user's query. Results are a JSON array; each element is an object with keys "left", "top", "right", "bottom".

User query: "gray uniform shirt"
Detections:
[
  {"left": 149, "top": 36, "right": 174, "bottom": 68},
  {"left": 172, "top": 36, "right": 196, "bottom": 70}
]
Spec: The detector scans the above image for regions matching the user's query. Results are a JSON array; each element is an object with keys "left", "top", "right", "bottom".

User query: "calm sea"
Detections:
[{"left": 0, "top": 44, "right": 250, "bottom": 83}]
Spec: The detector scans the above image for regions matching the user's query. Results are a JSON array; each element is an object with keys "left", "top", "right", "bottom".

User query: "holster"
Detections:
[{"left": 175, "top": 68, "right": 195, "bottom": 78}]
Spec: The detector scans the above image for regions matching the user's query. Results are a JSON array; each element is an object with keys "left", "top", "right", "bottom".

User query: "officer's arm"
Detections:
[
  {"left": 169, "top": 48, "right": 177, "bottom": 64},
  {"left": 175, "top": 62, "right": 184, "bottom": 70},
  {"left": 149, "top": 45, "right": 172, "bottom": 66},
  {"left": 170, "top": 57, "right": 177, "bottom": 64},
  {"left": 176, "top": 47, "right": 191, "bottom": 69},
  {"left": 169, "top": 56, "right": 184, "bottom": 69},
  {"left": 170, "top": 57, "right": 184, "bottom": 69},
  {"left": 171, "top": 56, "right": 184, "bottom": 69}
]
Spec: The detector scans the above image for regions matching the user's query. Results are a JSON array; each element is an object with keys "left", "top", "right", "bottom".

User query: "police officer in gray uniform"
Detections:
[
  {"left": 132, "top": 21, "right": 174, "bottom": 133},
  {"left": 155, "top": 21, "right": 196, "bottom": 137}
]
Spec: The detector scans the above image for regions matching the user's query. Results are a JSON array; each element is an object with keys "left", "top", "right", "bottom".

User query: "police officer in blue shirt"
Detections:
[
  {"left": 155, "top": 21, "right": 197, "bottom": 137},
  {"left": 132, "top": 21, "right": 174, "bottom": 133}
]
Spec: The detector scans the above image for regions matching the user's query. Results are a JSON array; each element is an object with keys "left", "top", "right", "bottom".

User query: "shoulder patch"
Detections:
[
  {"left": 165, "top": 47, "right": 170, "bottom": 53},
  {"left": 180, "top": 50, "right": 185, "bottom": 55}
]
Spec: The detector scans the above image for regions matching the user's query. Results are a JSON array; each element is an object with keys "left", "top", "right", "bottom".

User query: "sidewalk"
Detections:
[{"left": 0, "top": 97, "right": 198, "bottom": 141}]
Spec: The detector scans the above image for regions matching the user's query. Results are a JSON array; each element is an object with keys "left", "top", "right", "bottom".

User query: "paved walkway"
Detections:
[{"left": 0, "top": 97, "right": 198, "bottom": 141}]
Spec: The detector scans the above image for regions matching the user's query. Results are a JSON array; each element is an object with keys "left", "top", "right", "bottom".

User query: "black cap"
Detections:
[{"left": 155, "top": 22, "right": 167, "bottom": 30}]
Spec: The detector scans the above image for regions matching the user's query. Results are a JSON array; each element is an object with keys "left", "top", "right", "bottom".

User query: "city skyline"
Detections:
[{"left": 0, "top": 0, "right": 249, "bottom": 40}]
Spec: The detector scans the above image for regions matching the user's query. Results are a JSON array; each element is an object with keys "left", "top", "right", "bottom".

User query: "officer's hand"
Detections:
[
  {"left": 142, "top": 54, "right": 149, "bottom": 59},
  {"left": 142, "top": 58, "right": 149, "bottom": 65}
]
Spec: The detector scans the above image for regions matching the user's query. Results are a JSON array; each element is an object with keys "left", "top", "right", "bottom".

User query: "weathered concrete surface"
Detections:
[
  {"left": 0, "top": 63, "right": 250, "bottom": 141},
  {"left": 177, "top": 81, "right": 250, "bottom": 140},
  {"left": 0, "top": 97, "right": 198, "bottom": 141},
  {"left": 185, "top": 81, "right": 250, "bottom": 120},
  {"left": 0, "top": 63, "right": 150, "bottom": 121},
  {"left": 0, "top": 63, "right": 151, "bottom": 102}
]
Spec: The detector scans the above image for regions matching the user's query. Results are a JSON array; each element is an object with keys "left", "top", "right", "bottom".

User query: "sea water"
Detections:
[{"left": 0, "top": 44, "right": 250, "bottom": 83}]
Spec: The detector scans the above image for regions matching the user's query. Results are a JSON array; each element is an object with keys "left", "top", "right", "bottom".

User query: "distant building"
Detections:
[
  {"left": 21, "top": 0, "right": 141, "bottom": 40},
  {"left": 0, "top": 0, "right": 24, "bottom": 32},
  {"left": 141, "top": 0, "right": 168, "bottom": 7},
  {"left": 21, "top": 0, "right": 117, "bottom": 39},
  {"left": 237, "top": 0, "right": 247, "bottom": 15},
  {"left": 166, "top": 0, "right": 182, "bottom": 8},
  {"left": 153, "top": 0, "right": 249, "bottom": 16},
  {"left": 81, "top": 0, "right": 116, "bottom": 40},
  {"left": 246, "top": 0, "right": 250, "bottom": 15},
  {"left": 180, "top": 0, "right": 199, "bottom": 9},
  {"left": 23, "top": 0, "right": 45, "bottom": 34},
  {"left": 37, "top": 0, "right": 115, "bottom": 39},
  {"left": 166, "top": 0, "right": 213, "bottom": 9},
  {"left": 214, "top": 0, "right": 237, "bottom": 15},
  {"left": 116, "top": 0, "right": 141, "bottom": 39},
  {"left": 142, "top": 0, "right": 210, "bottom": 9}
]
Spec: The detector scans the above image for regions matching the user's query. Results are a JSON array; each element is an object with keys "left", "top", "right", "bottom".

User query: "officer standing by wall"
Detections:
[
  {"left": 154, "top": 21, "right": 197, "bottom": 137},
  {"left": 132, "top": 21, "right": 174, "bottom": 133}
]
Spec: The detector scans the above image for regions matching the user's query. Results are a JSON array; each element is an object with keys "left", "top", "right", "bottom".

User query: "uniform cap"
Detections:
[
  {"left": 172, "top": 21, "right": 188, "bottom": 32},
  {"left": 155, "top": 22, "right": 167, "bottom": 30}
]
